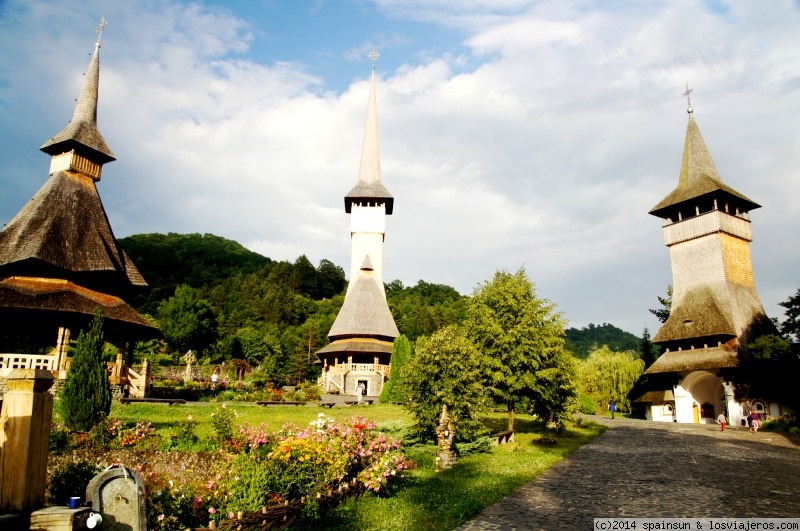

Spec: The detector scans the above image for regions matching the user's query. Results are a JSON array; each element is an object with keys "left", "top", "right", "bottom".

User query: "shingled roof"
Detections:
[
  {"left": 344, "top": 69, "right": 394, "bottom": 215},
  {"left": 40, "top": 39, "right": 115, "bottom": 165},
  {"left": 644, "top": 345, "right": 739, "bottom": 375},
  {"left": 0, "top": 170, "right": 146, "bottom": 297},
  {"left": 0, "top": 277, "right": 156, "bottom": 339},
  {"left": 652, "top": 286, "right": 736, "bottom": 344},
  {"left": 324, "top": 256, "right": 399, "bottom": 343},
  {"left": 649, "top": 114, "right": 759, "bottom": 218}
]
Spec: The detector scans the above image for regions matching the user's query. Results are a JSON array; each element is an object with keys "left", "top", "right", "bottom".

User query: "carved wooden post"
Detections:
[
  {"left": 54, "top": 327, "right": 71, "bottom": 372},
  {"left": 140, "top": 358, "right": 150, "bottom": 398},
  {"left": 0, "top": 368, "right": 54, "bottom": 511}
]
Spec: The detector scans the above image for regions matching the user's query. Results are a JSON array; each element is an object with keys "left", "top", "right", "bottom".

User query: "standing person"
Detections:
[
  {"left": 743, "top": 400, "right": 753, "bottom": 429},
  {"left": 750, "top": 411, "right": 760, "bottom": 432},
  {"left": 608, "top": 397, "right": 617, "bottom": 419},
  {"left": 716, "top": 411, "right": 727, "bottom": 431},
  {"left": 355, "top": 382, "right": 364, "bottom": 404},
  {"left": 211, "top": 369, "right": 219, "bottom": 390}
]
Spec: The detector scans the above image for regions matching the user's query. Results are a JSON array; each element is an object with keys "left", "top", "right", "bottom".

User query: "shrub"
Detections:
[
  {"left": 59, "top": 311, "right": 112, "bottom": 431},
  {"left": 211, "top": 406, "right": 236, "bottom": 449},
  {"left": 48, "top": 460, "right": 100, "bottom": 506},
  {"left": 577, "top": 393, "right": 597, "bottom": 415}
]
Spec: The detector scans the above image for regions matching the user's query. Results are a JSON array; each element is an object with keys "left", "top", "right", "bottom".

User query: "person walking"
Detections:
[
  {"left": 608, "top": 397, "right": 617, "bottom": 419},
  {"left": 716, "top": 412, "right": 727, "bottom": 431}
]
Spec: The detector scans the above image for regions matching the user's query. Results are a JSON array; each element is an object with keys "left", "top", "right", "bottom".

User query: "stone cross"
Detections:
[{"left": 183, "top": 350, "right": 195, "bottom": 382}]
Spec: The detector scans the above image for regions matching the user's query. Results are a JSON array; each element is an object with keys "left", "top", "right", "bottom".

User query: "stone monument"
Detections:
[
  {"left": 86, "top": 465, "right": 147, "bottom": 531},
  {"left": 435, "top": 405, "right": 457, "bottom": 472}
]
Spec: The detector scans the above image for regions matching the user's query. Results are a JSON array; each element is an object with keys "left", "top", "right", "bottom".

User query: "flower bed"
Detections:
[{"left": 48, "top": 412, "right": 413, "bottom": 530}]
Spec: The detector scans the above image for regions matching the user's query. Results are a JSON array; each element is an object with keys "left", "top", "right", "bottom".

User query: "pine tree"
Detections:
[
  {"left": 640, "top": 327, "right": 658, "bottom": 368},
  {"left": 59, "top": 310, "right": 112, "bottom": 431},
  {"left": 380, "top": 335, "right": 412, "bottom": 403}
]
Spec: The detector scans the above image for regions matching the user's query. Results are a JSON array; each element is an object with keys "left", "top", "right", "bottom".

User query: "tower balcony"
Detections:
[{"left": 662, "top": 209, "right": 752, "bottom": 246}]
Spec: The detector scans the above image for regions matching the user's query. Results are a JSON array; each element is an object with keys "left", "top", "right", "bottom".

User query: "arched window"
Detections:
[{"left": 663, "top": 404, "right": 674, "bottom": 416}]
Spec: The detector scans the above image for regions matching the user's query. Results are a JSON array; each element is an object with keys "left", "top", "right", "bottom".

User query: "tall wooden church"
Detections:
[
  {"left": 0, "top": 22, "right": 157, "bottom": 365},
  {"left": 316, "top": 53, "right": 399, "bottom": 397},
  {"left": 636, "top": 93, "right": 778, "bottom": 425}
]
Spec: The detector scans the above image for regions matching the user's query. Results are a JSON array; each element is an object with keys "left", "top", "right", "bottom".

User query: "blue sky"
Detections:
[{"left": 1, "top": 0, "right": 798, "bottom": 337}]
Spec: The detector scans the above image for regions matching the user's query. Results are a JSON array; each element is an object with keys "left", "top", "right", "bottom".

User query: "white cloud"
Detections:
[{"left": 1, "top": 0, "right": 798, "bottom": 336}]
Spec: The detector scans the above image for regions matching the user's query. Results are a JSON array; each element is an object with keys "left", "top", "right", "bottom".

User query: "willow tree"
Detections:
[
  {"left": 466, "top": 267, "right": 576, "bottom": 430},
  {"left": 578, "top": 345, "right": 645, "bottom": 413}
]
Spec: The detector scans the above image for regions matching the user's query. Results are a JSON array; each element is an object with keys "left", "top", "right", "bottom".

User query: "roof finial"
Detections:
[
  {"left": 96, "top": 16, "right": 108, "bottom": 48},
  {"left": 369, "top": 48, "right": 380, "bottom": 71},
  {"left": 683, "top": 82, "right": 694, "bottom": 115}
]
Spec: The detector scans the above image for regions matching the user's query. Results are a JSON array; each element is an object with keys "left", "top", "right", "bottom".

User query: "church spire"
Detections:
[
  {"left": 649, "top": 89, "right": 758, "bottom": 218},
  {"left": 40, "top": 17, "right": 115, "bottom": 167},
  {"left": 345, "top": 49, "right": 393, "bottom": 214}
]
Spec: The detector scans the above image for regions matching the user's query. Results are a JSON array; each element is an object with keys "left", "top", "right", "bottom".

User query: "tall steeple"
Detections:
[
  {"left": 0, "top": 19, "right": 147, "bottom": 298},
  {"left": 315, "top": 51, "right": 399, "bottom": 399},
  {"left": 344, "top": 50, "right": 394, "bottom": 293},
  {"left": 40, "top": 17, "right": 115, "bottom": 179},
  {"left": 634, "top": 88, "right": 778, "bottom": 426},
  {"left": 646, "top": 91, "right": 774, "bottom": 374}
]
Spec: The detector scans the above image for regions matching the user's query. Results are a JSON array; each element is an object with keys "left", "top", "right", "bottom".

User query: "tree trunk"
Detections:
[{"left": 507, "top": 406, "right": 515, "bottom": 431}]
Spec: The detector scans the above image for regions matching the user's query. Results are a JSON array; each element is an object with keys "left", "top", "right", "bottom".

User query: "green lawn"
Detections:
[{"left": 108, "top": 402, "right": 606, "bottom": 530}]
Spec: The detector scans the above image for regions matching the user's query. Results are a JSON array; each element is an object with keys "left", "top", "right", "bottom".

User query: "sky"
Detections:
[{"left": 0, "top": 0, "right": 798, "bottom": 338}]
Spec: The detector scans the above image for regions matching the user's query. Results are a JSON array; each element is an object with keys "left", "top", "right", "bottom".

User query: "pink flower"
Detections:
[
  {"left": 158, "top": 514, "right": 165, "bottom": 521},
  {"left": 209, "top": 507, "right": 217, "bottom": 515}
]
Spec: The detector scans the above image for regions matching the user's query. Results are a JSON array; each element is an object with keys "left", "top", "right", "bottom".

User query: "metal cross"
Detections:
[
  {"left": 96, "top": 16, "right": 108, "bottom": 45},
  {"left": 369, "top": 48, "right": 380, "bottom": 70},
  {"left": 683, "top": 82, "right": 693, "bottom": 110}
]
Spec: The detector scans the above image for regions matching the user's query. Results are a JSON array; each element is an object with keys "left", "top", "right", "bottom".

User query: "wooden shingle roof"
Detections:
[
  {"left": 644, "top": 345, "right": 738, "bottom": 375},
  {"left": 344, "top": 69, "right": 394, "bottom": 215},
  {"left": 650, "top": 114, "right": 759, "bottom": 218},
  {"left": 652, "top": 286, "right": 736, "bottom": 344},
  {"left": 40, "top": 42, "right": 115, "bottom": 164},
  {"left": 0, "top": 276, "right": 158, "bottom": 340},
  {"left": 325, "top": 257, "right": 399, "bottom": 342},
  {"left": 0, "top": 170, "right": 146, "bottom": 297}
]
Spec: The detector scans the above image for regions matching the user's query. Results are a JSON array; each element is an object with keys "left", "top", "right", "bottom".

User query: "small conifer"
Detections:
[{"left": 59, "top": 310, "right": 112, "bottom": 431}]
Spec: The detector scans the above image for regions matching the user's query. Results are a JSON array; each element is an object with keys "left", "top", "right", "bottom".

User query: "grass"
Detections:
[{"left": 107, "top": 402, "right": 606, "bottom": 530}]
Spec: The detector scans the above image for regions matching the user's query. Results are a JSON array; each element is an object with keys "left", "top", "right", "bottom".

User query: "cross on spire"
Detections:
[
  {"left": 369, "top": 48, "right": 380, "bottom": 70},
  {"left": 96, "top": 16, "right": 107, "bottom": 47},
  {"left": 683, "top": 82, "right": 694, "bottom": 114}
]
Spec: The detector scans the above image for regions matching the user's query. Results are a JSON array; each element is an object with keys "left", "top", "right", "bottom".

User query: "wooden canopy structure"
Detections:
[{"left": 0, "top": 29, "right": 158, "bottom": 359}]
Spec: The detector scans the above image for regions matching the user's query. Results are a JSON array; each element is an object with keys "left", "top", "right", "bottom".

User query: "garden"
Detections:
[{"left": 47, "top": 402, "right": 606, "bottom": 530}]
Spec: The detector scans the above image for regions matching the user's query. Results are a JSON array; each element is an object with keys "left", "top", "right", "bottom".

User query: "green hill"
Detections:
[
  {"left": 565, "top": 323, "right": 641, "bottom": 359},
  {"left": 120, "top": 233, "right": 274, "bottom": 314}
]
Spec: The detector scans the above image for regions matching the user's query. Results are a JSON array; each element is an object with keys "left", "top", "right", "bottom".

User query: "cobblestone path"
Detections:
[{"left": 456, "top": 416, "right": 800, "bottom": 530}]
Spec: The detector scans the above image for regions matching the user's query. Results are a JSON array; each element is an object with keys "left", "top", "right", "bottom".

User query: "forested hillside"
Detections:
[
  {"left": 119, "top": 233, "right": 467, "bottom": 383},
  {"left": 120, "top": 233, "right": 650, "bottom": 385},
  {"left": 565, "top": 323, "right": 641, "bottom": 358}
]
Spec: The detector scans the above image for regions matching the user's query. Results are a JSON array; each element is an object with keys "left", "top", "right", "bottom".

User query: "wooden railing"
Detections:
[
  {"left": 0, "top": 353, "right": 58, "bottom": 375},
  {"left": 1, "top": 353, "right": 150, "bottom": 398}
]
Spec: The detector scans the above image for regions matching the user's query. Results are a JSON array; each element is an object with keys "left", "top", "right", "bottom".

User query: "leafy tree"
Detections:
[
  {"left": 380, "top": 335, "right": 412, "bottom": 403},
  {"left": 649, "top": 284, "right": 672, "bottom": 324},
  {"left": 404, "top": 326, "right": 489, "bottom": 442},
  {"left": 157, "top": 285, "right": 218, "bottom": 357},
  {"left": 640, "top": 327, "right": 658, "bottom": 368},
  {"left": 779, "top": 288, "right": 800, "bottom": 345},
  {"left": 59, "top": 311, "right": 112, "bottom": 431},
  {"left": 466, "top": 267, "right": 575, "bottom": 430},
  {"left": 578, "top": 345, "right": 645, "bottom": 413},
  {"left": 316, "top": 259, "right": 346, "bottom": 298}
]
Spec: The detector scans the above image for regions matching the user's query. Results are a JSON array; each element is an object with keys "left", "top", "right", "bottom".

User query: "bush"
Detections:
[
  {"left": 48, "top": 460, "right": 100, "bottom": 506},
  {"left": 577, "top": 394, "right": 597, "bottom": 415}
]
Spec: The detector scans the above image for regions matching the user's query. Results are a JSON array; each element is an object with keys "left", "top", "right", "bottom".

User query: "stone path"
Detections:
[{"left": 456, "top": 416, "right": 800, "bottom": 530}]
